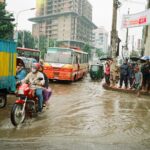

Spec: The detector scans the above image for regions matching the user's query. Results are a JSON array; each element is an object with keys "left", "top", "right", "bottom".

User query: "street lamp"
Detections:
[{"left": 14, "top": 8, "right": 35, "bottom": 43}]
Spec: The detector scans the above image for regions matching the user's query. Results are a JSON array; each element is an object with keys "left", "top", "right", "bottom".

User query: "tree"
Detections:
[
  {"left": 0, "top": 2, "right": 15, "bottom": 40},
  {"left": 96, "top": 48, "right": 105, "bottom": 57},
  {"left": 48, "top": 39, "right": 55, "bottom": 47},
  {"left": 39, "top": 35, "right": 47, "bottom": 59},
  {"left": 17, "top": 30, "right": 35, "bottom": 48},
  {"left": 83, "top": 43, "right": 92, "bottom": 59},
  {"left": 83, "top": 43, "right": 91, "bottom": 53},
  {"left": 130, "top": 50, "right": 140, "bottom": 57}
]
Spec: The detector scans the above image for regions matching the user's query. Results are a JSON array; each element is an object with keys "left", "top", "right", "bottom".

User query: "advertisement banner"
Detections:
[{"left": 122, "top": 9, "right": 150, "bottom": 28}]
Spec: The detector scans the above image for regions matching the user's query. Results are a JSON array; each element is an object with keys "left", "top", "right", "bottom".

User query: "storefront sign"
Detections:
[{"left": 122, "top": 9, "right": 150, "bottom": 28}]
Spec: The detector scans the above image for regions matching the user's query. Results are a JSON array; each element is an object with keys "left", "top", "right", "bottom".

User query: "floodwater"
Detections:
[{"left": 0, "top": 76, "right": 150, "bottom": 150}]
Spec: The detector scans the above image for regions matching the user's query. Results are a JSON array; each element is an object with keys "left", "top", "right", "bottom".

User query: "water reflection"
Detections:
[{"left": 0, "top": 77, "right": 150, "bottom": 148}]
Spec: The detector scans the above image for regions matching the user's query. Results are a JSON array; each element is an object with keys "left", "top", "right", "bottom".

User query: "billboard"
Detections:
[{"left": 122, "top": 9, "right": 150, "bottom": 28}]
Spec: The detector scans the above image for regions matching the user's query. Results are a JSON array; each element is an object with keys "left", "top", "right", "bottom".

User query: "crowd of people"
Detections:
[{"left": 104, "top": 58, "right": 150, "bottom": 96}]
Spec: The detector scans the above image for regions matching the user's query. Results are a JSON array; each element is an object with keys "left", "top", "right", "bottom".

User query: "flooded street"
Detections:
[{"left": 0, "top": 76, "right": 150, "bottom": 150}]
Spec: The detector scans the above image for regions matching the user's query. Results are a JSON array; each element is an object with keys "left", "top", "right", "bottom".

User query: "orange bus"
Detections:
[{"left": 43, "top": 47, "right": 88, "bottom": 81}]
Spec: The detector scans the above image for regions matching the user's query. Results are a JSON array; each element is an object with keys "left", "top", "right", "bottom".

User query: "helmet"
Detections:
[{"left": 32, "top": 63, "right": 41, "bottom": 70}]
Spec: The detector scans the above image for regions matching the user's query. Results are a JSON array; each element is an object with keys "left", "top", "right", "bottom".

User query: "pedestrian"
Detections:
[
  {"left": 104, "top": 62, "right": 110, "bottom": 86},
  {"left": 119, "top": 59, "right": 129, "bottom": 89},
  {"left": 132, "top": 65, "right": 143, "bottom": 97},
  {"left": 141, "top": 59, "right": 150, "bottom": 92},
  {"left": 110, "top": 59, "right": 119, "bottom": 87},
  {"left": 128, "top": 63, "right": 134, "bottom": 89}
]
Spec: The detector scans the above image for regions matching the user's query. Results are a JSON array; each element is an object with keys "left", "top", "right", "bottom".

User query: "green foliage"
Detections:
[
  {"left": 17, "top": 30, "right": 35, "bottom": 49},
  {"left": 83, "top": 43, "right": 91, "bottom": 54},
  {"left": 96, "top": 48, "right": 105, "bottom": 57},
  {"left": 83, "top": 43, "right": 92, "bottom": 59},
  {"left": 39, "top": 35, "right": 47, "bottom": 59},
  {"left": 48, "top": 39, "right": 55, "bottom": 47},
  {"left": 130, "top": 50, "right": 140, "bottom": 57},
  {"left": 47, "top": 39, "right": 64, "bottom": 47},
  {"left": 0, "top": 2, "right": 15, "bottom": 40}
]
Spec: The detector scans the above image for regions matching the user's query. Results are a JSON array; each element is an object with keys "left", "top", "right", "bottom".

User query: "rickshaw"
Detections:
[{"left": 90, "top": 64, "right": 104, "bottom": 80}]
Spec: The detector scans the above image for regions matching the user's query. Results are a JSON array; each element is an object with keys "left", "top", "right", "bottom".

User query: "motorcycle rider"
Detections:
[{"left": 22, "top": 63, "right": 45, "bottom": 113}]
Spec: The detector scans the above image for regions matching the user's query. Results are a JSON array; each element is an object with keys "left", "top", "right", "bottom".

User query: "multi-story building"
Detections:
[
  {"left": 92, "top": 27, "right": 108, "bottom": 53},
  {"left": 143, "top": 0, "right": 150, "bottom": 55},
  {"left": 0, "top": 0, "right": 5, "bottom": 3},
  {"left": 29, "top": 0, "right": 96, "bottom": 48}
]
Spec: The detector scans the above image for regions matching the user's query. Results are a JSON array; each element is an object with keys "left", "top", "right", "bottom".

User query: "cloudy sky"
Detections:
[{"left": 6, "top": 0, "right": 147, "bottom": 44}]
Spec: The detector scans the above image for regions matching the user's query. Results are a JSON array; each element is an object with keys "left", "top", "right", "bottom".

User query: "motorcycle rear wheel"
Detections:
[{"left": 11, "top": 104, "right": 25, "bottom": 126}]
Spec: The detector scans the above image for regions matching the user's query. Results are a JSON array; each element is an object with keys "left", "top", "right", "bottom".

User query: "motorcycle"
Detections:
[{"left": 10, "top": 77, "right": 44, "bottom": 126}]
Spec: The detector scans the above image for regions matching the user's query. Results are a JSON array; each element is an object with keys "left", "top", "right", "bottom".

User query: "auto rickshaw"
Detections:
[{"left": 90, "top": 64, "right": 104, "bottom": 80}]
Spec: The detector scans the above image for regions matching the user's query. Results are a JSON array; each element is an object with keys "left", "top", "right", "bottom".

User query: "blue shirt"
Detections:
[
  {"left": 16, "top": 69, "right": 27, "bottom": 81},
  {"left": 135, "top": 72, "right": 142, "bottom": 84}
]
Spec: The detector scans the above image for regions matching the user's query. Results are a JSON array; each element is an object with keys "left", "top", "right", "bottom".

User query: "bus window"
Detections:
[
  {"left": 45, "top": 48, "right": 72, "bottom": 64},
  {"left": 75, "top": 55, "right": 78, "bottom": 64}
]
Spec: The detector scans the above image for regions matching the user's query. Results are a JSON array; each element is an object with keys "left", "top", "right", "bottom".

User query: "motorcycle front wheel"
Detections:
[{"left": 11, "top": 104, "right": 25, "bottom": 126}]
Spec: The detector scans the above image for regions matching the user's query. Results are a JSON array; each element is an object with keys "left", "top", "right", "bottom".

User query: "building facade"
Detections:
[
  {"left": 29, "top": 0, "right": 96, "bottom": 48},
  {"left": 92, "top": 27, "right": 108, "bottom": 53},
  {"left": 143, "top": 0, "right": 150, "bottom": 55},
  {"left": 0, "top": 0, "right": 5, "bottom": 3}
]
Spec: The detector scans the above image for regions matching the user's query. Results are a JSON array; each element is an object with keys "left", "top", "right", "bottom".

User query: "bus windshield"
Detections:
[{"left": 44, "top": 48, "right": 72, "bottom": 64}]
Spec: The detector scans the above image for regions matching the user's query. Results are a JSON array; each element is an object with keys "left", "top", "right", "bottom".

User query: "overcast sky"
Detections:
[{"left": 6, "top": 0, "right": 147, "bottom": 45}]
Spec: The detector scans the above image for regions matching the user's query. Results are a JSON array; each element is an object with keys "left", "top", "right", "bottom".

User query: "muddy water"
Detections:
[{"left": 0, "top": 76, "right": 150, "bottom": 150}]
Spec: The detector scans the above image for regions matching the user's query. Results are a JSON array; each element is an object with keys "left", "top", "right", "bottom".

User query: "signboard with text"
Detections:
[{"left": 122, "top": 9, "right": 150, "bottom": 28}]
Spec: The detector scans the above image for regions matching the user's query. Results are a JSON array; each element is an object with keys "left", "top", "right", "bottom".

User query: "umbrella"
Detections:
[
  {"left": 130, "top": 57, "right": 140, "bottom": 61},
  {"left": 141, "top": 56, "right": 150, "bottom": 60},
  {"left": 99, "top": 56, "right": 112, "bottom": 61}
]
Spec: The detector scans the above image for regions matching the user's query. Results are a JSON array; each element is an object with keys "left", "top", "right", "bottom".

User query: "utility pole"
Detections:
[
  {"left": 22, "top": 31, "right": 25, "bottom": 48},
  {"left": 132, "top": 35, "right": 134, "bottom": 51},
  {"left": 125, "top": 8, "right": 130, "bottom": 51},
  {"left": 111, "top": 0, "right": 121, "bottom": 58}
]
